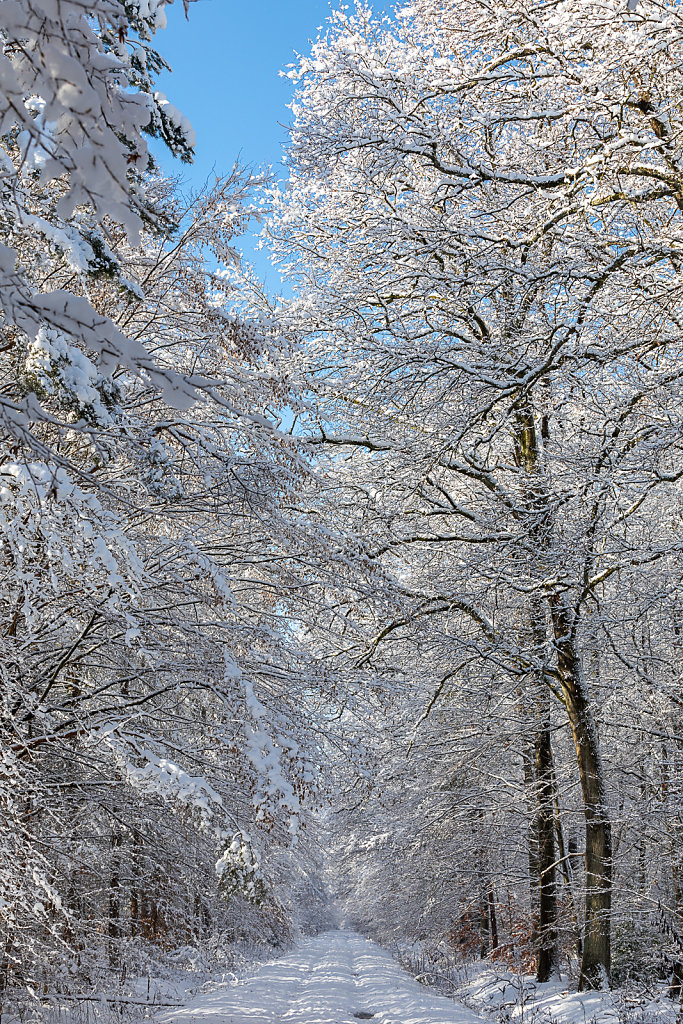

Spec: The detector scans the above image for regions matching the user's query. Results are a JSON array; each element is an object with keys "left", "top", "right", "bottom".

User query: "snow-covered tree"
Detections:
[
  {"left": 0, "top": 0, "right": 201, "bottom": 463},
  {"left": 0, "top": 3, "right": 350, "bottom": 994},
  {"left": 269, "top": 0, "right": 683, "bottom": 989},
  {"left": 0, "top": 159, "right": 344, "bottom": 1000}
]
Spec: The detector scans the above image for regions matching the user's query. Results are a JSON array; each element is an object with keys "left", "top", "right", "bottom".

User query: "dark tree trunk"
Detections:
[
  {"left": 535, "top": 720, "right": 559, "bottom": 982},
  {"left": 523, "top": 744, "right": 540, "bottom": 927},
  {"left": 517, "top": 412, "right": 560, "bottom": 978},
  {"left": 528, "top": 592, "right": 560, "bottom": 982},
  {"left": 670, "top": 960, "right": 683, "bottom": 1001},
  {"left": 488, "top": 887, "right": 499, "bottom": 950},
  {"left": 515, "top": 402, "right": 610, "bottom": 986},
  {"left": 108, "top": 826, "right": 122, "bottom": 967},
  {"left": 130, "top": 831, "right": 143, "bottom": 938},
  {"left": 479, "top": 892, "right": 490, "bottom": 959},
  {"left": 550, "top": 598, "right": 612, "bottom": 990}
]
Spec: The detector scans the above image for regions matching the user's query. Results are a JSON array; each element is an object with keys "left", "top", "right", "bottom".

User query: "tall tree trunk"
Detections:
[
  {"left": 0, "top": 934, "right": 12, "bottom": 1018},
  {"left": 550, "top": 598, "right": 612, "bottom": 989},
  {"left": 479, "top": 889, "right": 490, "bottom": 959},
  {"left": 516, "top": 401, "right": 609, "bottom": 984},
  {"left": 517, "top": 410, "right": 559, "bottom": 978},
  {"left": 108, "top": 825, "right": 122, "bottom": 967},
  {"left": 522, "top": 744, "right": 540, "bottom": 931},
  {"left": 475, "top": 843, "right": 497, "bottom": 958},
  {"left": 130, "top": 832, "right": 141, "bottom": 938},
  {"left": 535, "top": 718, "right": 559, "bottom": 981},
  {"left": 529, "top": 595, "right": 559, "bottom": 982},
  {"left": 488, "top": 886, "right": 499, "bottom": 951},
  {"left": 552, "top": 761, "right": 582, "bottom": 955}
]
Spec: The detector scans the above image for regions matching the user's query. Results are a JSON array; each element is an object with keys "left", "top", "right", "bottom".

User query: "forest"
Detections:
[{"left": 1, "top": 1, "right": 683, "bottom": 1022}]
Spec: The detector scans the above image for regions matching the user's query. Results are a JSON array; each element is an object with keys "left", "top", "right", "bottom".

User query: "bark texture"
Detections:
[{"left": 551, "top": 599, "right": 612, "bottom": 989}]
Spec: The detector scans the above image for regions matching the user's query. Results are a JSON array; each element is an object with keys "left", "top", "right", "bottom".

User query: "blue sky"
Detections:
[{"left": 153, "top": 1, "right": 391, "bottom": 284}]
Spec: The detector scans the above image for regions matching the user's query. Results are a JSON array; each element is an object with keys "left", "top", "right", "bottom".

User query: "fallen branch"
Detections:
[{"left": 38, "top": 995, "right": 183, "bottom": 1007}]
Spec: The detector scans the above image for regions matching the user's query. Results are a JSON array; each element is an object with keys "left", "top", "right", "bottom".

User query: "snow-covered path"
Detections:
[{"left": 160, "top": 930, "right": 485, "bottom": 1024}]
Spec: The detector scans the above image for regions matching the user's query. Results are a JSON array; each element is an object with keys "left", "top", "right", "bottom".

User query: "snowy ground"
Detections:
[
  {"left": 158, "top": 930, "right": 486, "bottom": 1024},
  {"left": 457, "top": 965, "right": 678, "bottom": 1024}
]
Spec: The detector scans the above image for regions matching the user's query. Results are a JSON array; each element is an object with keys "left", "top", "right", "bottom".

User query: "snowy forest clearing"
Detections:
[{"left": 157, "top": 931, "right": 485, "bottom": 1024}]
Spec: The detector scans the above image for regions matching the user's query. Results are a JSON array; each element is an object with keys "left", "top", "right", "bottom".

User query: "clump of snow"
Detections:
[
  {"left": 242, "top": 677, "right": 301, "bottom": 836},
  {"left": 131, "top": 0, "right": 169, "bottom": 31},
  {"left": 0, "top": 459, "right": 144, "bottom": 622},
  {"left": 25, "top": 326, "right": 114, "bottom": 425},
  {"left": 215, "top": 832, "right": 264, "bottom": 903},
  {"left": 96, "top": 731, "right": 225, "bottom": 834},
  {"left": 154, "top": 91, "right": 197, "bottom": 149}
]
